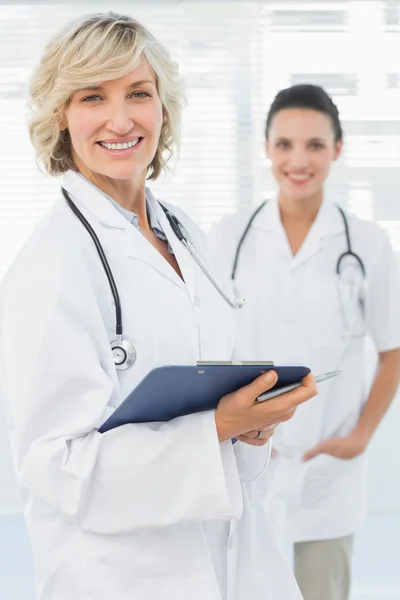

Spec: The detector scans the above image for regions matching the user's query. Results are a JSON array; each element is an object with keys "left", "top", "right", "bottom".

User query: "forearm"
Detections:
[
  {"left": 355, "top": 348, "right": 400, "bottom": 443},
  {"left": 19, "top": 411, "right": 243, "bottom": 534}
]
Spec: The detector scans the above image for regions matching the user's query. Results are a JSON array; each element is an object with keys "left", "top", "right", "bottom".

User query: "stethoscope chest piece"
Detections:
[{"left": 111, "top": 337, "right": 137, "bottom": 370}]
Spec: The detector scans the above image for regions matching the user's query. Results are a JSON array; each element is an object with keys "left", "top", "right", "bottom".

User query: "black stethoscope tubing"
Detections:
[
  {"left": 230, "top": 200, "right": 366, "bottom": 282},
  {"left": 61, "top": 187, "right": 244, "bottom": 369},
  {"left": 63, "top": 188, "right": 123, "bottom": 337}
]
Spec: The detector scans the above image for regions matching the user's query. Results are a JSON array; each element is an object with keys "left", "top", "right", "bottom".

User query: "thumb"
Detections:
[{"left": 239, "top": 370, "right": 278, "bottom": 400}]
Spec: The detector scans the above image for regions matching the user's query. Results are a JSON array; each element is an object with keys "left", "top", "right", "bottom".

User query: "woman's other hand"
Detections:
[{"left": 215, "top": 371, "right": 317, "bottom": 443}]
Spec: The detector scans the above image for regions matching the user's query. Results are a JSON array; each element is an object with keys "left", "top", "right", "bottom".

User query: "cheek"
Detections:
[
  {"left": 313, "top": 155, "right": 333, "bottom": 178},
  {"left": 66, "top": 108, "right": 98, "bottom": 146},
  {"left": 149, "top": 107, "right": 163, "bottom": 139},
  {"left": 270, "top": 157, "right": 286, "bottom": 177},
  {"left": 143, "top": 97, "right": 163, "bottom": 134}
]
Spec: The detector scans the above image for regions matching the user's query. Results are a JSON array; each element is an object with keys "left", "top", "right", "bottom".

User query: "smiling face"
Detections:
[
  {"left": 265, "top": 108, "right": 342, "bottom": 203},
  {"left": 62, "top": 59, "right": 163, "bottom": 186}
]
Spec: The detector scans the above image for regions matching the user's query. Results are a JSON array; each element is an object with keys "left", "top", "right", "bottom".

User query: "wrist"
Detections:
[
  {"left": 351, "top": 425, "right": 371, "bottom": 450},
  {"left": 214, "top": 412, "right": 234, "bottom": 443}
]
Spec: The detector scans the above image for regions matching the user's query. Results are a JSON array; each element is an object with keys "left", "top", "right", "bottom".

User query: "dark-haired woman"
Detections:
[{"left": 208, "top": 84, "right": 400, "bottom": 600}]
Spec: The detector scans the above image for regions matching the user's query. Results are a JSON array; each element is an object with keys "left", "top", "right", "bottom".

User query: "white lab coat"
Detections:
[
  {"left": 208, "top": 197, "right": 400, "bottom": 542},
  {"left": 0, "top": 171, "right": 302, "bottom": 600}
]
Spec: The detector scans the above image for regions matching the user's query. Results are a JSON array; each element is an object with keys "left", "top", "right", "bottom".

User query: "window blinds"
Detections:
[{"left": 0, "top": 0, "right": 399, "bottom": 280}]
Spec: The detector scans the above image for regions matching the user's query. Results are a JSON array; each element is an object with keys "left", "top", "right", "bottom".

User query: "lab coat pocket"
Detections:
[
  {"left": 303, "top": 453, "right": 364, "bottom": 510},
  {"left": 233, "top": 440, "right": 271, "bottom": 483}
]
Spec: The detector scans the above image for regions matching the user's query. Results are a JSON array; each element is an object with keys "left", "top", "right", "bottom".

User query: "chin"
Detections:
[
  {"left": 99, "top": 163, "right": 147, "bottom": 181},
  {"left": 283, "top": 183, "right": 319, "bottom": 201}
]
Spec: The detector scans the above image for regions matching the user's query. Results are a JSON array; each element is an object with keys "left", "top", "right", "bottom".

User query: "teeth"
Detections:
[
  {"left": 289, "top": 174, "right": 310, "bottom": 181},
  {"left": 99, "top": 139, "right": 140, "bottom": 150}
]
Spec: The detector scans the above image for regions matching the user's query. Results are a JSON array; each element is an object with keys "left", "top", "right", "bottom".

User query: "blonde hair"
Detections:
[{"left": 29, "top": 12, "right": 183, "bottom": 179}]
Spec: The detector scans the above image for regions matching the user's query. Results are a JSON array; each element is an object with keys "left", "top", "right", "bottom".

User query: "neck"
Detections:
[
  {"left": 278, "top": 189, "right": 324, "bottom": 227},
  {"left": 77, "top": 163, "right": 149, "bottom": 229}
]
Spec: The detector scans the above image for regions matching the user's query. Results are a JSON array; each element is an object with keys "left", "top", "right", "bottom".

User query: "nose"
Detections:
[
  {"left": 287, "top": 146, "right": 310, "bottom": 170},
  {"left": 106, "top": 100, "right": 135, "bottom": 135}
]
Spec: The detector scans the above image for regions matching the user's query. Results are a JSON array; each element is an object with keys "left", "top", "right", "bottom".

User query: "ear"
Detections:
[
  {"left": 58, "top": 112, "right": 67, "bottom": 132},
  {"left": 333, "top": 139, "right": 343, "bottom": 161}
]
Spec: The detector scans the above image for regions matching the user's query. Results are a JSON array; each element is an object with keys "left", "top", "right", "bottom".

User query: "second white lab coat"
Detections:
[
  {"left": 208, "top": 197, "right": 400, "bottom": 542},
  {"left": 0, "top": 172, "right": 302, "bottom": 600}
]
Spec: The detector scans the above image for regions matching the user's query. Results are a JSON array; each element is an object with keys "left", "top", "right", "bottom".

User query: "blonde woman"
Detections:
[{"left": 0, "top": 13, "right": 317, "bottom": 600}]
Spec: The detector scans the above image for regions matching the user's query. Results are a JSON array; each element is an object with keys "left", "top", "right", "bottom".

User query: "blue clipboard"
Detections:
[{"left": 98, "top": 363, "right": 310, "bottom": 434}]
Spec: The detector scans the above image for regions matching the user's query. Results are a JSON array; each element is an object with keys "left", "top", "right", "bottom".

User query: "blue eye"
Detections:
[
  {"left": 130, "top": 91, "right": 152, "bottom": 99},
  {"left": 276, "top": 141, "right": 290, "bottom": 149},
  {"left": 81, "top": 94, "right": 102, "bottom": 102},
  {"left": 79, "top": 91, "right": 152, "bottom": 103}
]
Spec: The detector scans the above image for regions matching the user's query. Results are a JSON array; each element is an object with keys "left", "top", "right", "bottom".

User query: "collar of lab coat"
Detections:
[
  {"left": 61, "top": 170, "right": 196, "bottom": 299},
  {"left": 251, "top": 196, "right": 346, "bottom": 270}
]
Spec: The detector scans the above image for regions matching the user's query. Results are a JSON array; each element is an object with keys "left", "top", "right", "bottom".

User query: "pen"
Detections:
[{"left": 256, "top": 370, "right": 343, "bottom": 403}]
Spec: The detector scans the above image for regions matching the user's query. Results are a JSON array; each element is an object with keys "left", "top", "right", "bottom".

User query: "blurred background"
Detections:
[{"left": 0, "top": 1, "right": 399, "bottom": 598}]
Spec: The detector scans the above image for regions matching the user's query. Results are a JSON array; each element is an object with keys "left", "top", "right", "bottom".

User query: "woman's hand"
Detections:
[
  {"left": 215, "top": 370, "right": 317, "bottom": 443},
  {"left": 236, "top": 424, "right": 277, "bottom": 447},
  {"left": 303, "top": 430, "right": 368, "bottom": 461}
]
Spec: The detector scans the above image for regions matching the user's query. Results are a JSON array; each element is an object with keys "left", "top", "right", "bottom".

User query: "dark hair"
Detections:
[{"left": 265, "top": 84, "right": 343, "bottom": 142}]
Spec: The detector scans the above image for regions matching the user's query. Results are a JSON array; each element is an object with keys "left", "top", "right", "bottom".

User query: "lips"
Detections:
[
  {"left": 285, "top": 173, "right": 313, "bottom": 184},
  {"left": 97, "top": 138, "right": 142, "bottom": 151},
  {"left": 95, "top": 137, "right": 144, "bottom": 157}
]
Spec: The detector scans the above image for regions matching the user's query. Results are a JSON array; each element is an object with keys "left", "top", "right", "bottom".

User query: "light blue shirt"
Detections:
[{"left": 78, "top": 173, "right": 173, "bottom": 252}]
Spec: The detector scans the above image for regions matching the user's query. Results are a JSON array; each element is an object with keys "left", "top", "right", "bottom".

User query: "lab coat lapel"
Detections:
[
  {"left": 253, "top": 198, "right": 293, "bottom": 261},
  {"left": 289, "top": 221, "right": 322, "bottom": 271},
  {"left": 254, "top": 196, "right": 344, "bottom": 272},
  {"left": 124, "top": 224, "right": 187, "bottom": 291},
  {"left": 289, "top": 200, "right": 344, "bottom": 271},
  {"left": 61, "top": 170, "right": 187, "bottom": 292},
  {"left": 148, "top": 191, "right": 197, "bottom": 304}
]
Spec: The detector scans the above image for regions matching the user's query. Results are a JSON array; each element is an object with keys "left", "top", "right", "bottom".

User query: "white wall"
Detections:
[{"left": 367, "top": 392, "right": 400, "bottom": 513}]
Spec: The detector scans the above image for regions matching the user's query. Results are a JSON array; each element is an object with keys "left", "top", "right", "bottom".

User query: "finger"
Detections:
[
  {"left": 236, "top": 434, "right": 269, "bottom": 446},
  {"left": 243, "top": 430, "right": 260, "bottom": 439},
  {"left": 303, "top": 441, "right": 329, "bottom": 462},
  {"left": 275, "top": 406, "right": 297, "bottom": 423},
  {"left": 264, "top": 374, "right": 318, "bottom": 414},
  {"left": 237, "top": 370, "right": 278, "bottom": 402},
  {"left": 283, "top": 373, "right": 318, "bottom": 407},
  {"left": 256, "top": 405, "right": 297, "bottom": 427},
  {"left": 256, "top": 424, "right": 277, "bottom": 433},
  {"left": 257, "top": 429, "right": 275, "bottom": 440},
  {"left": 242, "top": 426, "right": 276, "bottom": 440},
  {"left": 242, "top": 424, "right": 277, "bottom": 439},
  {"left": 298, "top": 373, "right": 318, "bottom": 399}
]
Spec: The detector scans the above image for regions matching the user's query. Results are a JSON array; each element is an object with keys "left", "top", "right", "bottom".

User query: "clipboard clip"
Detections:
[{"left": 196, "top": 361, "right": 275, "bottom": 366}]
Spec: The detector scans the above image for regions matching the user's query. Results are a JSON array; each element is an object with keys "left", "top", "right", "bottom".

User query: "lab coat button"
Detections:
[{"left": 193, "top": 296, "right": 201, "bottom": 307}]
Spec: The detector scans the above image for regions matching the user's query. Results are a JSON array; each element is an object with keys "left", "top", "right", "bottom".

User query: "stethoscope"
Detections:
[
  {"left": 61, "top": 188, "right": 244, "bottom": 370},
  {"left": 231, "top": 200, "right": 367, "bottom": 338}
]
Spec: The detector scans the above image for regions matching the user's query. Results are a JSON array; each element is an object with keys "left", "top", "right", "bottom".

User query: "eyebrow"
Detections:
[
  {"left": 76, "top": 79, "right": 155, "bottom": 93},
  {"left": 275, "top": 136, "right": 327, "bottom": 142}
]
